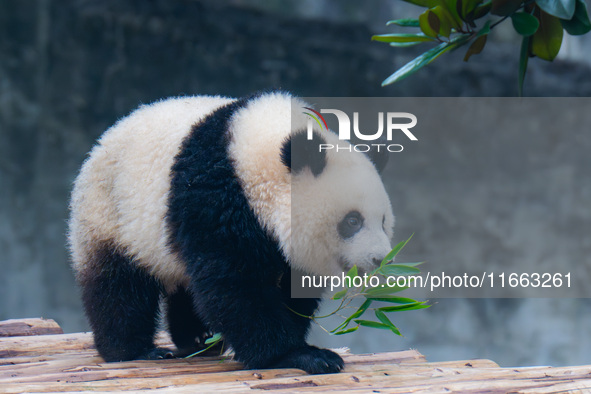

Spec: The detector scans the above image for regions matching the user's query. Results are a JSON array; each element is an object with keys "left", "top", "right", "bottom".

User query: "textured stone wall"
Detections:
[{"left": 1, "top": 0, "right": 590, "bottom": 367}]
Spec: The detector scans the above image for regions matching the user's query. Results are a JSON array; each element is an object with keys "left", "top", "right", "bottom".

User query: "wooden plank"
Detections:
[
  {"left": 0, "top": 357, "right": 499, "bottom": 393},
  {"left": 2, "top": 319, "right": 591, "bottom": 394},
  {"left": 0, "top": 319, "right": 63, "bottom": 337},
  {"left": 0, "top": 333, "right": 95, "bottom": 358},
  {"left": 0, "top": 331, "right": 173, "bottom": 359}
]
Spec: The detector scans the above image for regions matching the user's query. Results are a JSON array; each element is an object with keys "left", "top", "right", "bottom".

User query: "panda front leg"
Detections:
[
  {"left": 78, "top": 243, "right": 173, "bottom": 362},
  {"left": 187, "top": 264, "right": 344, "bottom": 374}
]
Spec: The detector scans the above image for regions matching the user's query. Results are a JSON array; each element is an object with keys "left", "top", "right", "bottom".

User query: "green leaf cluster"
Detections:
[
  {"left": 293, "top": 235, "right": 430, "bottom": 338},
  {"left": 373, "top": 0, "right": 591, "bottom": 95}
]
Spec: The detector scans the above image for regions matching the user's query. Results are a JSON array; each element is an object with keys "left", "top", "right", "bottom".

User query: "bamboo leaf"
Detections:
[
  {"left": 333, "top": 326, "right": 359, "bottom": 335},
  {"left": 354, "top": 320, "right": 392, "bottom": 330},
  {"left": 332, "top": 288, "right": 348, "bottom": 300},
  {"left": 375, "top": 310, "right": 402, "bottom": 335},
  {"left": 331, "top": 299, "right": 373, "bottom": 333},
  {"left": 378, "top": 264, "right": 421, "bottom": 276},
  {"left": 346, "top": 265, "right": 358, "bottom": 282},
  {"left": 380, "top": 234, "right": 414, "bottom": 267},
  {"left": 204, "top": 333, "right": 222, "bottom": 345},
  {"left": 389, "top": 262, "right": 423, "bottom": 267},
  {"left": 364, "top": 285, "right": 409, "bottom": 297},
  {"left": 366, "top": 296, "right": 420, "bottom": 304},
  {"left": 379, "top": 302, "right": 431, "bottom": 312}
]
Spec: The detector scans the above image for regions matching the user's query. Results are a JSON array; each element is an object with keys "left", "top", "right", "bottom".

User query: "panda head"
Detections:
[{"left": 281, "top": 126, "right": 395, "bottom": 277}]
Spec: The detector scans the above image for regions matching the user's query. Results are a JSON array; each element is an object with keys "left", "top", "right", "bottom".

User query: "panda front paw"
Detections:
[
  {"left": 137, "top": 347, "right": 176, "bottom": 360},
  {"left": 273, "top": 345, "right": 344, "bottom": 374}
]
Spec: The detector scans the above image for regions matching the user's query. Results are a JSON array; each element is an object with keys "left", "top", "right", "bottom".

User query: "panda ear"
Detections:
[
  {"left": 349, "top": 134, "right": 389, "bottom": 174},
  {"left": 280, "top": 131, "right": 327, "bottom": 177}
]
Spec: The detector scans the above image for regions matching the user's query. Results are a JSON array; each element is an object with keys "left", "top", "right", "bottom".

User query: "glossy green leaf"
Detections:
[
  {"left": 401, "top": 0, "right": 440, "bottom": 7},
  {"left": 561, "top": 0, "right": 591, "bottom": 35},
  {"left": 491, "top": 0, "right": 522, "bottom": 16},
  {"left": 432, "top": 5, "right": 455, "bottom": 36},
  {"left": 389, "top": 41, "right": 426, "bottom": 47},
  {"left": 381, "top": 34, "right": 471, "bottom": 86},
  {"left": 531, "top": 10, "right": 564, "bottom": 60},
  {"left": 354, "top": 320, "right": 392, "bottom": 330},
  {"left": 441, "top": 0, "right": 465, "bottom": 28},
  {"left": 379, "top": 302, "right": 431, "bottom": 312},
  {"left": 387, "top": 18, "right": 421, "bottom": 27},
  {"left": 473, "top": 1, "right": 492, "bottom": 19},
  {"left": 419, "top": 10, "right": 440, "bottom": 37},
  {"left": 511, "top": 12, "right": 540, "bottom": 36},
  {"left": 463, "top": 34, "right": 488, "bottom": 61},
  {"left": 518, "top": 35, "right": 530, "bottom": 97},
  {"left": 536, "top": 0, "right": 576, "bottom": 20},
  {"left": 476, "top": 20, "right": 492, "bottom": 36},
  {"left": 371, "top": 33, "right": 435, "bottom": 43},
  {"left": 429, "top": 9, "right": 443, "bottom": 34},
  {"left": 333, "top": 326, "right": 359, "bottom": 335},
  {"left": 458, "top": 0, "right": 484, "bottom": 20},
  {"left": 332, "top": 288, "right": 348, "bottom": 300}
]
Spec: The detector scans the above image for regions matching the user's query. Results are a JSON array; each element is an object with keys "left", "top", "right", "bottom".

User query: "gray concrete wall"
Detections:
[{"left": 1, "top": 0, "right": 591, "bottom": 367}]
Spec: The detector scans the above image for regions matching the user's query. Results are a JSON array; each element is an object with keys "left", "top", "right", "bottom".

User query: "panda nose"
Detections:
[{"left": 372, "top": 257, "right": 382, "bottom": 267}]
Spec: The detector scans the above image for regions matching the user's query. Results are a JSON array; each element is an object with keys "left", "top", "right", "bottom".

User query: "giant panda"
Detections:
[{"left": 68, "top": 91, "right": 395, "bottom": 375}]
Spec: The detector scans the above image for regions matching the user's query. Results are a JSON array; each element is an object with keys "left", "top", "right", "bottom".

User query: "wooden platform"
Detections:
[{"left": 2, "top": 319, "right": 591, "bottom": 393}]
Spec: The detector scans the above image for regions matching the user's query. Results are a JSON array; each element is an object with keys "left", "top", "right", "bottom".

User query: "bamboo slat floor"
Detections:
[{"left": 1, "top": 318, "right": 591, "bottom": 393}]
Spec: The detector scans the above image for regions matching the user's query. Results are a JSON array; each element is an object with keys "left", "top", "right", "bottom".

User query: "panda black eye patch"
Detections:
[{"left": 338, "top": 211, "right": 364, "bottom": 239}]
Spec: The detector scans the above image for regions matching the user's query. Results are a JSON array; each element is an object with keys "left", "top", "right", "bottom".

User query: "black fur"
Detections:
[
  {"left": 349, "top": 133, "right": 389, "bottom": 174},
  {"left": 166, "top": 98, "right": 343, "bottom": 374},
  {"left": 166, "top": 287, "right": 216, "bottom": 357},
  {"left": 280, "top": 130, "right": 327, "bottom": 176},
  {"left": 79, "top": 242, "right": 173, "bottom": 362}
]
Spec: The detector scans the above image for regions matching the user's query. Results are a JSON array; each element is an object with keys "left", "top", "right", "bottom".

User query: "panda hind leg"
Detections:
[
  {"left": 78, "top": 242, "right": 173, "bottom": 362},
  {"left": 166, "top": 287, "right": 223, "bottom": 357}
]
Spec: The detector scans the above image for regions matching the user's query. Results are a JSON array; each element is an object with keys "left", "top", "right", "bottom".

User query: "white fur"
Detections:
[
  {"left": 228, "top": 93, "right": 395, "bottom": 276},
  {"left": 289, "top": 131, "right": 395, "bottom": 276},
  {"left": 69, "top": 96, "right": 233, "bottom": 290},
  {"left": 69, "top": 92, "right": 395, "bottom": 290}
]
